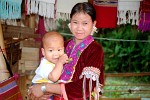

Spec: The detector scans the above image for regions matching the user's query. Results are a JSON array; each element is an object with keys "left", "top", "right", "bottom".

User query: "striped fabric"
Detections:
[{"left": 0, "top": 76, "right": 22, "bottom": 100}]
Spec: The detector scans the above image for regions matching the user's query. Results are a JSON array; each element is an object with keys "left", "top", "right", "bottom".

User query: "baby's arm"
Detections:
[{"left": 48, "top": 54, "right": 68, "bottom": 82}]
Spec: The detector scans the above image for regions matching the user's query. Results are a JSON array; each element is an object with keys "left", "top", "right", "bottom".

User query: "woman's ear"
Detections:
[
  {"left": 93, "top": 21, "right": 97, "bottom": 26},
  {"left": 68, "top": 23, "right": 71, "bottom": 29},
  {"left": 91, "top": 21, "right": 97, "bottom": 35}
]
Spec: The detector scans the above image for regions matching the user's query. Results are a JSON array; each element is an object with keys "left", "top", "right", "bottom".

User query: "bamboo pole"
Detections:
[{"left": 0, "top": 21, "right": 10, "bottom": 81}]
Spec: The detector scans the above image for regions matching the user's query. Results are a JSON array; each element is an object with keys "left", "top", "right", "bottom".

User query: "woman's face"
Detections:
[{"left": 70, "top": 12, "right": 96, "bottom": 44}]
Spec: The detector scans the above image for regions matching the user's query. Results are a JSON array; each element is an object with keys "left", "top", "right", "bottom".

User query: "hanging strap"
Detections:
[{"left": 0, "top": 46, "right": 13, "bottom": 76}]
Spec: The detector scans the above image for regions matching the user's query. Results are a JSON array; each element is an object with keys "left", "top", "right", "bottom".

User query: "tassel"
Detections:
[
  {"left": 83, "top": 76, "right": 86, "bottom": 100},
  {"left": 89, "top": 77, "right": 92, "bottom": 100}
]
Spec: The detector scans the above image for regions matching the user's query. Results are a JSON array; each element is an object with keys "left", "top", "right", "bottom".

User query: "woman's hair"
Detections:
[{"left": 70, "top": 2, "right": 96, "bottom": 22}]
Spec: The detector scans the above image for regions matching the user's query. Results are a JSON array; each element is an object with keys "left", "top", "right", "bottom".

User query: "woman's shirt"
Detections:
[{"left": 64, "top": 40, "right": 104, "bottom": 99}]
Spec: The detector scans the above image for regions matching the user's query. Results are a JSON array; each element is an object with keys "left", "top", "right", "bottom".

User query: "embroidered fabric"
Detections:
[{"left": 79, "top": 66, "right": 103, "bottom": 100}]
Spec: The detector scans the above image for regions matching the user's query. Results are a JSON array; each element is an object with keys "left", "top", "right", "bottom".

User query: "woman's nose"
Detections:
[{"left": 77, "top": 24, "right": 82, "bottom": 30}]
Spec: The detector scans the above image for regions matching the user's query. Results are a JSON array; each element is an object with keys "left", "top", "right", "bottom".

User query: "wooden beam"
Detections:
[
  {"left": 105, "top": 72, "right": 150, "bottom": 77},
  {"left": 99, "top": 98, "right": 141, "bottom": 100}
]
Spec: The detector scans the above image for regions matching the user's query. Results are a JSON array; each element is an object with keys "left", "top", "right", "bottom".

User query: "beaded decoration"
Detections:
[{"left": 79, "top": 66, "right": 103, "bottom": 100}]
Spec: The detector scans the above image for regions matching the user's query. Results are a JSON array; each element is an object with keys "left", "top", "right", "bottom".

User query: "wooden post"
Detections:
[
  {"left": 0, "top": 21, "right": 10, "bottom": 81},
  {"left": 29, "top": 14, "right": 36, "bottom": 29}
]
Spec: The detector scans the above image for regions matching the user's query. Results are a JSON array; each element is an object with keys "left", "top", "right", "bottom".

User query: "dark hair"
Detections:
[{"left": 70, "top": 2, "right": 96, "bottom": 22}]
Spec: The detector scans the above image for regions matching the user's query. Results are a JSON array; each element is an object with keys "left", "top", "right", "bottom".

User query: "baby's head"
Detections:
[{"left": 41, "top": 31, "right": 64, "bottom": 64}]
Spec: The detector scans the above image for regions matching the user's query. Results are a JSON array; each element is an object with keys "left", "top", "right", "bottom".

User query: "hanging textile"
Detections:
[
  {"left": 117, "top": 0, "right": 141, "bottom": 25},
  {"left": 138, "top": 0, "right": 150, "bottom": 32},
  {"left": 44, "top": 18, "right": 57, "bottom": 31},
  {"left": 26, "top": 0, "right": 56, "bottom": 18},
  {"left": 35, "top": 16, "right": 46, "bottom": 59},
  {"left": 93, "top": 0, "right": 118, "bottom": 28},
  {"left": 0, "top": 0, "right": 22, "bottom": 19},
  {"left": 56, "top": 0, "right": 88, "bottom": 20}
]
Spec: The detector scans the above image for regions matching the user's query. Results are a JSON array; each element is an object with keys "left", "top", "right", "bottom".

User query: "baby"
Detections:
[{"left": 32, "top": 31, "right": 68, "bottom": 84}]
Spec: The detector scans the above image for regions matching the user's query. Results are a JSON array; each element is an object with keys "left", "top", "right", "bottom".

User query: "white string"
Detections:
[{"left": 60, "top": 33, "right": 150, "bottom": 43}]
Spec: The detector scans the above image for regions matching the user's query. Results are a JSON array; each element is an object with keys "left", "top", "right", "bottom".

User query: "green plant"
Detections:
[{"left": 97, "top": 24, "right": 150, "bottom": 74}]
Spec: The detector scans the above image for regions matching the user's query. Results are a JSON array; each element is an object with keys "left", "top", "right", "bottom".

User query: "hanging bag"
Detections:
[{"left": 0, "top": 46, "right": 22, "bottom": 100}]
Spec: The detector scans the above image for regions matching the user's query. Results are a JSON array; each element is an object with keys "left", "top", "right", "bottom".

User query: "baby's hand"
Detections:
[{"left": 59, "top": 54, "right": 69, "bottom": 64}]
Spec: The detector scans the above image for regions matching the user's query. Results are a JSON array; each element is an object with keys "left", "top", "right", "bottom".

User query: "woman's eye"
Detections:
[
  {"left": 83, "top": 22, "right": 87, "bottom": 25},
  {"left": 73, "top": 22, "right": 77, "bottom": 24}
]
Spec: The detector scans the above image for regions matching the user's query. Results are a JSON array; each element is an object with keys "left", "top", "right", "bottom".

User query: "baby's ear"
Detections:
[{"left": 41, "top": 48, "right": 45, "bottom": 56}]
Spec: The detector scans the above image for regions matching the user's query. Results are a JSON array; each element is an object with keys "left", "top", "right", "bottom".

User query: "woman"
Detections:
[{"left": 28, "top": 2, "right": 104, "bottom": 100}]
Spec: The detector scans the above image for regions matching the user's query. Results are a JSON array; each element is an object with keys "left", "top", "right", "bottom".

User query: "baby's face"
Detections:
[{"left": 42, "top": 37, "right": 64, "bottom": 64}]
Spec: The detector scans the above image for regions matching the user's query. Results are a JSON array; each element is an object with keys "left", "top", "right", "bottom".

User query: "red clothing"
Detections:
[{"left": 64, "top": 40, "right": 104, "bottom": 100}]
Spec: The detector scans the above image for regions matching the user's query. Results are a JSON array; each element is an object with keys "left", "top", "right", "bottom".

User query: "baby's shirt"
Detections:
[{"left": 32, "top": 57, "right": 55, "bottom": 83}]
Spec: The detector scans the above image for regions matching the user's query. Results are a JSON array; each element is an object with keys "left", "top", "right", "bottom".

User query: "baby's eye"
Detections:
[
  {"left": 58, "top": 49, "right": 62, "bottom": 51},
  {"left": 49, "top": 50, "right": 53, "bottom": 52}
]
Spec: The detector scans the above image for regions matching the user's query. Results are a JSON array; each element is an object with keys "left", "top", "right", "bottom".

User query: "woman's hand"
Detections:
[{"left": 28, "top": 84, "right": 52, "bottom": 100}]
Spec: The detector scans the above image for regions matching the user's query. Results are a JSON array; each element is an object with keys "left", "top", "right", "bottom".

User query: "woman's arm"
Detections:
[{"left": 29, "top": 83, "right": 61, "bottom": 100}]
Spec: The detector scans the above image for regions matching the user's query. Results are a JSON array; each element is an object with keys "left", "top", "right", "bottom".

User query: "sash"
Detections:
[{"left": 59, "top": 35, "right": 94, "bottom": 83}]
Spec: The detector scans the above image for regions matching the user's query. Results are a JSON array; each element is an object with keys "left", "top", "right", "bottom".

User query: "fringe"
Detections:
[
  {"left": 117, "top": 0, "right": 141, "bottom": 25},
  {"left": 56, "top": 12, "right": 70, "bottom": 21},
  {"left": 89, "top": 78, "right": 92, "bottom": 100},
  {"left": 0, "top": 0, "right": 22, "bottom": 19},
  {"left": 27, "top": 0, "right": 55, "bottom": 18},
  {"left": 117, "top": 10, "right": 139, "bottom": 25},
  {"left": 83, "top": 76, "right": 86, "bottom": 100}
]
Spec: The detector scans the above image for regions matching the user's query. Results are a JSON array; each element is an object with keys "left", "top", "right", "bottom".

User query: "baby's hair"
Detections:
[{"left": 42, "top": 31, "right": 64, "bottom": 47}]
